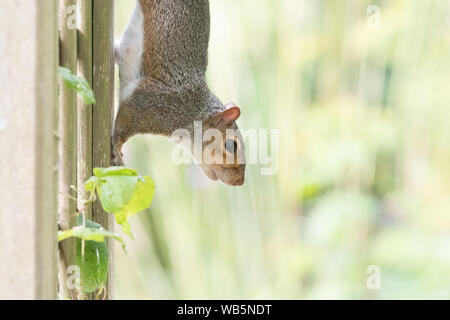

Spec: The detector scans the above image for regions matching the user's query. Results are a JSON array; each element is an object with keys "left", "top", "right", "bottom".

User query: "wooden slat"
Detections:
[
  {"left": 77, "top": 0, "right": 93, "bottom": 220},
  {"left": 58, "top": 0, "right": 78, "bottom": 300},
  {"left": 0, "top": 0, "right": 58, "bottom": 300},
  {"left": 76, "top": 0, "right": 93, "bottom": 300},
  {"left": 92, "top": 0, "right": 115, "bottom": 300}
]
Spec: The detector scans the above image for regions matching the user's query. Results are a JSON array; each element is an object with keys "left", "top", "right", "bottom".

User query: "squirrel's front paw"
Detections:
[
  {"left": 111, "top": 148, "right": 125, "bottom": 166},
  {"left": 111, "top": 138, "right": 125, "bottom": 166},
  {"left": 112, "top": 153, "right": 125, "bottom": 166}
]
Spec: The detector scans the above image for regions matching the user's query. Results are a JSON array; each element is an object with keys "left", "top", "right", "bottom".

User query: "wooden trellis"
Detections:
[
  {"left": 0, "top": 0, "right": 114, "bottom": 299},
  {"left": 58, "top": 0, "right": 115, "bottom": 299}
]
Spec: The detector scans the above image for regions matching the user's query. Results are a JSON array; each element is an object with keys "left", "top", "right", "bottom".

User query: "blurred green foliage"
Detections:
[{"left": 113, "top": 0, "right": 450, "bottom": 299}]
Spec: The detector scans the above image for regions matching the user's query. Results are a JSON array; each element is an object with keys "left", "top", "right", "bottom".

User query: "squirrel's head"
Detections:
[{"left": 198, "top": 102, "right": 246, "bottom": 186}]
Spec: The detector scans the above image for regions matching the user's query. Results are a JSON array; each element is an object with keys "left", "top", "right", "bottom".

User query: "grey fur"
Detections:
[
  {"left": 112, "top": 0, "right": 246, "bottom": 186},
  {"left": 114, "top": 0, "right": 224, "bottom": 141}
]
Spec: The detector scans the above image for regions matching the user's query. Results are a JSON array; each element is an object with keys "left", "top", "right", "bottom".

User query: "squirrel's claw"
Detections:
[
  {"left": 111, "top": 152, "right": 125, "bottom": 167},
  {"left": 111, "top": 144, "right": 125, "bottom": 166}
]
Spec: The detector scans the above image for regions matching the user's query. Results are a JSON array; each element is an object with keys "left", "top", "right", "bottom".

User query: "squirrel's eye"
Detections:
[{"left": 225, "top": 139, "right": 238, "bottom": 154}]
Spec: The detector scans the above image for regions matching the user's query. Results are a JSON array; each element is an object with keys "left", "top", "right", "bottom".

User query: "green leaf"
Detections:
[
  {"left": 76, "top": 216, "right": 108, "bottom": 293},
  {"left": 98, "top": 175, "right": 139, "bottom": 213},
  {"left": 93, "top": 166, "right": 138, "bottom": 177},
  {"left": 114, "top": 211, "right": 133, "bottom": 239},
  {"left": 58, "top": 216, "right": 126, "bottom": 253},
  {"left": 77, "top": 237, "right": 108, "bottom": 293},
  {"left": 58, "top": 67, "right": 96, "bottom": 104},
  {"left": 85, "top": 176, "right": 98, "bottom": 192},
  {"left": 85, "top": 167, "right": 156, "bottom": 238},
  {"left": 59, "top": 217, "right": 125, "bottom": 293},
  {"left": 58, "top": 229, "right": 76, "bottom": 242},
  {"left": 77, "top": 215, "right": 102, "bottom": 229},
  {"left": 121, "top": 176, "right": 155, "bottom": 216},
  {"left": 58, "top": 226, "right": 118, "bottom": 242},
  {"left": 85, "top": 167, "right": 140, "bottom": 213},
  {"left": 114, "top": 176, "right": 155, "bottom": 238}
]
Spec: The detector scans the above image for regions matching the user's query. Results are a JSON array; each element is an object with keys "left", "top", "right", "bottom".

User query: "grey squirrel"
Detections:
[{"left": 112, "top": 0, "right": 246, "bottom": 186}]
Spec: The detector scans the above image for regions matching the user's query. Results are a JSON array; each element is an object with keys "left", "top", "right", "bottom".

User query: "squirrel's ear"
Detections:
[
  {"left": 219, "top": 106, "right": 241, "bottom": 124},
  {"left": 224, "top": 101, "right": 237, "bottom": 110}
]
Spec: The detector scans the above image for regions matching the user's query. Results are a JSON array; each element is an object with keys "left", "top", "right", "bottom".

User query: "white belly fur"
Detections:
[{"left": 116, "top": 1, "right": 144, "bottom": 103}]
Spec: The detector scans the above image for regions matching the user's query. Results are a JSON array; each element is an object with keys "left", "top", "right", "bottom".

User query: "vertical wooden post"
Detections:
[
  {"left": 77, "top": 0, "right": 93, "bottom": 220},
  {"left": 58, "top": 0, "right": 78, "bottom": 300},
  {"left": 0, "top": 0, "right": 58, "bottom": 299},
  {"left": 93, "top": 0, "right": 115, "bottom": 299},
  {"left": 76, "top": 3, "right": 93, "bottom": 299}
]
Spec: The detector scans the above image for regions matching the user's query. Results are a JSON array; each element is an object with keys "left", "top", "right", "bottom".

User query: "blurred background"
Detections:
[{"left": 113, "top": 0, "right": 450, "bottom": 299}]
